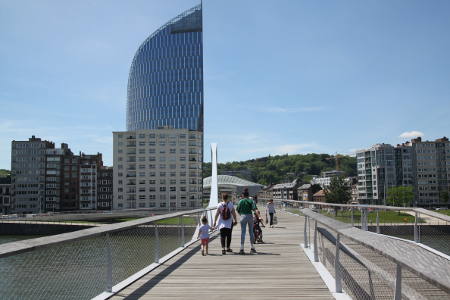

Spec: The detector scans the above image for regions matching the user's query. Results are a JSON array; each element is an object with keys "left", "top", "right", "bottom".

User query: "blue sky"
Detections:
[{"left": 1, "top": 0, "right": 450, "bottom": 169}]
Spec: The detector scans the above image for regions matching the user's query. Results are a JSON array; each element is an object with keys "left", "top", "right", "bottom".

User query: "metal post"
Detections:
[
  {"left": 361, "top": 208, "right": 368, "bottom": 231},
  {"left": 376, "top": 210, "right": 380, "bottom": 234},
  {"left": 394, "top": 264, "right": 402, "bottom": 300},
  {"left": 414, "top": 211, "right": 419, "bottom": 243},
  {"left": 105, "top": 233, "right": 112, "bottom": 293},
  {"left": 313, "top": 220, "right": 318, "bottom": 262},
  {"left": 180, "top": 215, "right": 185, "bottom": 247},
  {"left": 335, "top": 233, "right": 342, "bottom": 293},
  {"left": 304, "top": 215, "right": 309, "bottom": 248},
  {"left": 154, "top": 224, "right": 160, "bottom": 263},
  {"left": 351, "top": 207, "right": 354, "bottom": 227}
]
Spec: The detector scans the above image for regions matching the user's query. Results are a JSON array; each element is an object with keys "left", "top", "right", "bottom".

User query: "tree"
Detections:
[
  {"left": 439, "top": 190, "right": 449, "bottom": 206},
  {"left": 387, "top": 186, "right": 414, "bottom": 207},
  {"left": 325, "top": 176, "right": 351, "bottom": 215}
]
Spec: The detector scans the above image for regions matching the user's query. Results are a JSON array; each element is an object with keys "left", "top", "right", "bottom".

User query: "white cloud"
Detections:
[
  {"left": 399, "top": 131, "right": 424, "bottom": 139},
  {"left": 260, "top": 106, "right": 326, "bottom": 113}
]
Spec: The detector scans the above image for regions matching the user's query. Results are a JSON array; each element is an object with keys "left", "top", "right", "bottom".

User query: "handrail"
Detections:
[
  {"left": 301, "top": 208, "right": 450, "bottom": 294},
  {"left": 270, "top": 199, "right": 450, "bottom": 223},
  {"left": 0, "top": 207, "right": 216, "bottom": 259}
]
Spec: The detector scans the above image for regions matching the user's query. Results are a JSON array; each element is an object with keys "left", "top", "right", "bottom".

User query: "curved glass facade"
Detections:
[{"left": 127, "top": 5, "right": 203, "bottom": 132}]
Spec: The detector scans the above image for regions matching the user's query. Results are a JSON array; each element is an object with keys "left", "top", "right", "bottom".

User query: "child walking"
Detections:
[{"left": 198, "top": 216, "right": 211, "bottom": 256}]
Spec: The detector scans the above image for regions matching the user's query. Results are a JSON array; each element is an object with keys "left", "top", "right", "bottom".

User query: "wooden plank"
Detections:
[{"left": 111, "top": 212, "right": 333, "bottom": 300}]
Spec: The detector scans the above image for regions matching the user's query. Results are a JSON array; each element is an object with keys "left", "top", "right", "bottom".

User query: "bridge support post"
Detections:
[
  {"left": 313, "top": 220, "right": 318, "bottom": 262},
  {"left": 180, "top": 215, "right": 185, "bottom": 247},
  {"left": 304, "top": 215, "right": 309, "bottom": 248},
  {"left": 154, "top": 224, "right": 160, "bottom": 263},
  {"left": 106, "top": 233, "right": 113, "bottom": 293},
  {"left": 394, "top": 264, "right": 402, "bottom": 300},
  {"left": 335, "top": 233, "right": 342, "bottom": 293},
  {"left": 414, "top": 211, "right": 420, "bottom": 243}
]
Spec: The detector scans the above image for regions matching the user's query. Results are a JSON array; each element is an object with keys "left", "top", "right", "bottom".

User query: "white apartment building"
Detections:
[
  {"left": 356, "top": 144, "right": 397, "bottom": 205},
  {"left": 113, "top": 128, "right": 203, "bottom": 211}
]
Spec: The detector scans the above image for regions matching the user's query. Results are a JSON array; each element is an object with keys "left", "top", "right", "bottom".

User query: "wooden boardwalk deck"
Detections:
[{"left": 111, "top": 211, "right": 333, "bottom": 300}]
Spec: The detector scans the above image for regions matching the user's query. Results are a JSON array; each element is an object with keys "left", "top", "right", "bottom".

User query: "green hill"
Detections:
[{"left": 203, "top": 154, "right": 356, "bottom": 186}]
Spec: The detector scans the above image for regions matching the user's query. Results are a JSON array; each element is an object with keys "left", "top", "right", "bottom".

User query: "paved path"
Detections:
[{"left": 111, "top": 211, "right": 333, "bottom": 300}]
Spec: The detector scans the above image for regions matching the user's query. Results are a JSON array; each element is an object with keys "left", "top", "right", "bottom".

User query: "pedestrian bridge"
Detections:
[
  {"left": 110, "top": 211, "right": 333, "bottom": 300},
  {"left": 1, "top": 203, "right": 449, "bottom": 300}
]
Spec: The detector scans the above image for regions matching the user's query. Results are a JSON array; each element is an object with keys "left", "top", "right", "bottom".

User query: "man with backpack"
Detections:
[
  {"left": 213, "top": 193, "right": 237, "bottom": 255},
  {"left": 236, "top": 189, "right": 258, "bottom": 254}
]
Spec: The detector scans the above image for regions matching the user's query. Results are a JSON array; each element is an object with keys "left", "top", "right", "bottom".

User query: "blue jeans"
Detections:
[{"left": 240, "top": 214, "right": 254, "bottom": 247}]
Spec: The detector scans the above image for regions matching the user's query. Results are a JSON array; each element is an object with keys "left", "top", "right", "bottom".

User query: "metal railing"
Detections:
[
  {"left": 0, "top": 207, "right": 216, "bottom": 300},
  {"left": 268, "top": 199, "right": 450, "bottom": 257},
  {"left": 265, "top": 200, "right": 450, "bottom": 300}
]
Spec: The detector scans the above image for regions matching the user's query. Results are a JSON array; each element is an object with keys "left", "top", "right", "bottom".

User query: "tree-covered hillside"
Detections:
[
  {"left": 203, "top": 154, "right": 356, "bottom": 186},
  {"left": 0, "top": 169, "right": 10, "bottom": 177}
]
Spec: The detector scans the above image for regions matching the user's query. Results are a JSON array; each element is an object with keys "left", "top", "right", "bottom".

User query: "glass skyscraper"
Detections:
[{"left": 126, "top": 5, "right": 203, "bottom": 132}]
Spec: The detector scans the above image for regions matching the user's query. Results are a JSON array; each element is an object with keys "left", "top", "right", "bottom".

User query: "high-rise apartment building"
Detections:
[
  {"left": 412, "top": 137, "right": 450, "bottom": 207},
  {"left": 11, "top": 136, "right": 110, "bottom": 213},
  {"left": 0, "top": 177, "right": 11, "bottom": 214},
  {"left": 356, "top": 144, "right": 397, "bottom": 204},
  {"left": 79, "top": 153, "right": 103, "bottom": 210},
  {"left": 97, "top": 166, "right": 113, "bottom": 210},
  {"left": 357, "top": 137, "right": 450, "bottom": 207},
  {"left": 114, "top": 5, "right": 204, "bottom": 211},
  {"left": 45, "top": 144, "right": 79, "bottom": 211},
  {"left": 11, "top": 136, "right": 55, "bottom": 213},
  {"left": 113, "top": 128, "right": 202, "bottom": 210}
]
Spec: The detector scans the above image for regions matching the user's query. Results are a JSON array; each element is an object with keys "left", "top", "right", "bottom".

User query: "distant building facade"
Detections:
[
  {"left": 11, "top": 136, "right": 54, "bottom": 213},
  {"left": 118, "top": 5, "right": 205, "bottom": 212},
  {"left": 411, "top": 137, "right": 450, "bottom": 207},
  {"left": 257, "top": 185, "right": 273, "bottom": 202},
  {"left": 113, "top": 128, "right": 203, "bottom": 210},
  {"left": 97, "top": 166, "right": 113, "bottom": 210},
  {"left": 203, "top": 175, "right": 263, "bottom": 204},
  {"left": 311, "top": 170, "right": 346, "bottom": 189},
  {"left": 356, "top": 144, "right": 397, "bottom": 205},
  {"left": 11, "top": 136, "right": 110, "bottom": 214},
  {"left": 298, "top": 184, "right": 313, "bottom": 202},
  {"left": 0, "top": 177, "right": 11, "bottom": 214},
  {"left": 313, "top": 190, "right": 326, "bottom": 202},
  {"left": 272, "top": 179, "right": 301, "bottom": 201},
  {"left": 357, "top": 137, "right": 450, "bottom": 207},
  {"left": 45, "top": 144, "right": 79, "bottom": 212}
]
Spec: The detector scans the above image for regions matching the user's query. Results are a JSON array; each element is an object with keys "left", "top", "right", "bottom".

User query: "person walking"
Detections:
[
  {"left": 266, "top": 199, "right": 276, "bottom": 227},
  {"left": 213, "top": 193, "right": 237, "bottom": 255},
  {"left": 198, "top": 216, "right": 211, "bottom": 256},
  {"left": 236, "top": 189, "right": 258, "bottom": 254}
]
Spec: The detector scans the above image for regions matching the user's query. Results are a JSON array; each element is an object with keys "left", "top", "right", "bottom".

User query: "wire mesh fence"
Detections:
[
  {"left": 302, "top": 209, "right": 450, "bottom": 300},
  {"left": 260, "top": 199, "right": 450, "bottom": 299},
  {"left": 269, "top": 199, "right": 450, "bottom": 256},
  {"left": 0, "top": 208, "right": 214, "bottom": 300}
]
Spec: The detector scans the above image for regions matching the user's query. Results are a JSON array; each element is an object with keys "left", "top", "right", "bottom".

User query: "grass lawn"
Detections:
[
  {"left": 321, "top": 210, "right": 422, "bottom": 224},
  {"left": 435, "top": 209, "right": 450, "bottom": 216},
  {"left": 155, "top": 216, "right": 198, "bottom": 225}
]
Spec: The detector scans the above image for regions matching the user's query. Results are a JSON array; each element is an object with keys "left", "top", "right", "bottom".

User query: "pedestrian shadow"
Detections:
[
  {"left": 253, "top": 252, "right": 280, "bottom": 256},
  {"left": 119, "top": 244, "right": 200, "bottom": 299},
  {"left": 272, "top": 226, "right": 287, "bottom": 229}
]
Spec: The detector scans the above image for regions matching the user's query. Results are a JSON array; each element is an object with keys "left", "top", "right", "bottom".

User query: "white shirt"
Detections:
[
  {"left": 199, "top": 224, "right": 211, "bottom": 239},
  {"left": 216, "top": 201, "right": 235, "bottom": 229}
]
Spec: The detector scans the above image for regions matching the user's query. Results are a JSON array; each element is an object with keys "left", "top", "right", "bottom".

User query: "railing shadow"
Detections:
[{"left": 119, "top": 244, "right": 201, "bottom": 299}]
